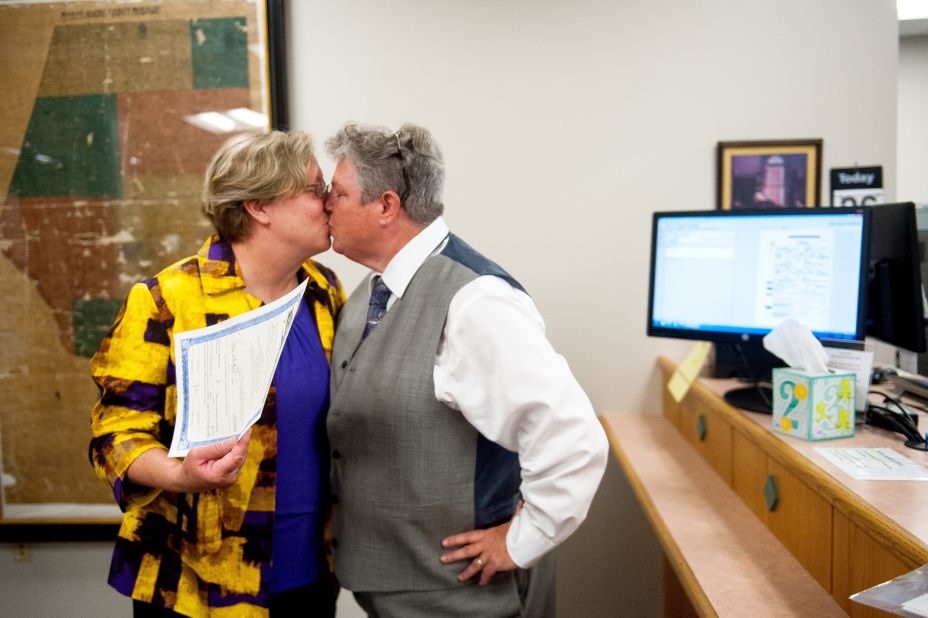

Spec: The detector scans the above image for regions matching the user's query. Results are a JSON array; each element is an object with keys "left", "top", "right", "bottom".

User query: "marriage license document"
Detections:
[{"left": 168, "top": 279, "right": 308, "bottom": 456}]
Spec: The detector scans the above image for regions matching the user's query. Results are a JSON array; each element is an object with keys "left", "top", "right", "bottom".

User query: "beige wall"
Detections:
[
  {"left": 290, "top": 0, "right": 899, "bottom": 416},
  {"left": 288, "top": 0, "right": 899, "bottom": 615},
  {"left": 0, "top": 1, "right": 900, "bottom": 614},
  {"left": 899, "top": 34, "right": 928, "bottom": 202}
]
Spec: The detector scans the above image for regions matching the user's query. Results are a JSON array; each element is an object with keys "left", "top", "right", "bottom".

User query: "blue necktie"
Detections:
[{"left": 362, "top": 276, "right": 391, "bottom": 339}]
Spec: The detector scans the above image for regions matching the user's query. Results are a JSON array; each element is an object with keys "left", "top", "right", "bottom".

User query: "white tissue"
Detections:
[{"left": 762, "top": 319, "right": 829, "bottom": 374}]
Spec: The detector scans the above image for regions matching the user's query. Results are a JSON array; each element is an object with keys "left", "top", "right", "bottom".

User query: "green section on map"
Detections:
[
  {"left": 9, "top": 94, "right": 121, "bottom": 198},
  {"left": 190, "top": 17, "right": 248, "bottom": 89}
]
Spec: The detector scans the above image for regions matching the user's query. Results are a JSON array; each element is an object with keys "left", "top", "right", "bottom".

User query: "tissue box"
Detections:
[{"left": 771, "top": 368, "right": 855, "bottom": 440}]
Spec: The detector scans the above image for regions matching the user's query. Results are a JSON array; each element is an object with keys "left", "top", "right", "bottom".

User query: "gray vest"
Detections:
[{"left": 328, "top": 234, "right": 522, "bottom": 591}]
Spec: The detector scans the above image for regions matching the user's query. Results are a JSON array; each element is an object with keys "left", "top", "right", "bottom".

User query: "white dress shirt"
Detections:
[{"left": 374, "top": 217, "right": 609, "bottom": 568}]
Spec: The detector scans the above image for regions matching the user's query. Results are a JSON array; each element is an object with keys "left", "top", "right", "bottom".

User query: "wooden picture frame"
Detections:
[
  {"left": 717, "top": 139, "right": 823, "bottom": 210},
  {"left": 0, "top": 0, "right": 287, "bottom": 540}
]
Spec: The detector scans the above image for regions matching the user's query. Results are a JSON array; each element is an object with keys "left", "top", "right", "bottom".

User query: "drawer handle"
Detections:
[
  {"left": 764, "top": 475, "right": 779, "bottom": 512},
  {"left": 697, "top": 414, "right": 707, "bottom": 441}
]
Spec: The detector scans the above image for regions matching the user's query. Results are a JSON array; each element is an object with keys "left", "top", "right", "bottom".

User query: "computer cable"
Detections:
[{"left": 866, "top": 394, "right": 928, "bottom": 452}]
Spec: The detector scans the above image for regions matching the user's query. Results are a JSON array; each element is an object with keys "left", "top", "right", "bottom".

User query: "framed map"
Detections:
[{"left": 0, "top": 0, "right": 286, "bottom": 534}]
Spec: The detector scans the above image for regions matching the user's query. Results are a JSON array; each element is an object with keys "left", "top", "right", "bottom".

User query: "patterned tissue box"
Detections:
[{"left": 772, "top": 368, "right": 855, "bottom": 440}]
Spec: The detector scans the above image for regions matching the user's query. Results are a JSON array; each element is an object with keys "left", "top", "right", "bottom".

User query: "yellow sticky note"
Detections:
[{"left": 667, "top": 341, "right": 712, "bottom": 402}]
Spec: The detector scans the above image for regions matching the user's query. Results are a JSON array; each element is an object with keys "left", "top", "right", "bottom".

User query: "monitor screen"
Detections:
[
  {"left": 647, "top": 207, "right": 870, "bottom": 346},
  {"left": 866, "top": 202, "right": 926, "bottom": 353}
]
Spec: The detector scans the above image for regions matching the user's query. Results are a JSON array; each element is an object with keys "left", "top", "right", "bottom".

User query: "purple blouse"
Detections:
[{"left": 270, "top": 298, "right": 330, "bottom": 592}]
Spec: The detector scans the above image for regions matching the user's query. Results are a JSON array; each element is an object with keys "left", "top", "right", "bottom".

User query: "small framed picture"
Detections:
[{"left": 717, "top": 139, "right": 823, "bottom": 210}]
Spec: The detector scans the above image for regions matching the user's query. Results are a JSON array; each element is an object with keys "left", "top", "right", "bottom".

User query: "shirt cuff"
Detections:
[{"left": 505, "top": 508, "right": 558, "bottom": 568}]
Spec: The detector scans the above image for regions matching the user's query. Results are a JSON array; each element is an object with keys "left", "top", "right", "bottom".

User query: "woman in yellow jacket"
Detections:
[{"left": 89, "top": 130, "right": 344, "bottom": 617}]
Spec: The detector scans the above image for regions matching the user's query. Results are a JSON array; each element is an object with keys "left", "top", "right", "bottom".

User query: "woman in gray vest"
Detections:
[{"left": 323, "top": 122, "right": 609, "bottom": 617}]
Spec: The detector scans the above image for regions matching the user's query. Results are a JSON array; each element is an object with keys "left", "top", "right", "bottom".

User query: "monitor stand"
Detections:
[
  {"left": 714, "top": 343, "right": 783, "bottom": 380},
  {"left": 723, "top": 384, "right": 773, "bottom": 414},
  {"left": 714, "top": 343, "right": 781, "bottom": 414}
]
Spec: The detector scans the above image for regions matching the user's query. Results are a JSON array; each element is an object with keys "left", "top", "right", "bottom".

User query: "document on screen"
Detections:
[{"left": 168, "top": 278, "right": 308, "bottom": 457}]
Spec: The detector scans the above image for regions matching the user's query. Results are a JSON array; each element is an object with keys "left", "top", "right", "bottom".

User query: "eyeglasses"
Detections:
[
  {"left": 393, "top": 131, "right": 410, "bottom": 203},
  {"left": 305, "top": 181, "right": 330, "bottom": 200}
]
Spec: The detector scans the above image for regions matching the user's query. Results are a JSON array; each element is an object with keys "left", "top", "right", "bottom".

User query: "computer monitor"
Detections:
[
  {"left": 647, "top": 207, "right": 871, "bottom": 412},
  {"left": 865, "top": 202, "right": 926, "bottom": 354}
]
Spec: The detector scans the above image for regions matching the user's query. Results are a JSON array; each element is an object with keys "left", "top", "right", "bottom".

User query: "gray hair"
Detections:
[
  {"left": 202, "top": 130, "right": 315, "bottom": 242},
  {"left": 326, "top": 122, "right": 444, "bottom": 225}
]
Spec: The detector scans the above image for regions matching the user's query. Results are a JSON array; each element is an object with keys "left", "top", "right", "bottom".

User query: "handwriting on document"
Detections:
[{"left": 169, "top": 279, "right": 308, "bottom": 457}]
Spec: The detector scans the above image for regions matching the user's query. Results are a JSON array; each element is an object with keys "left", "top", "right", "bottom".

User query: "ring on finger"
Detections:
[{"left": 475, "top": 557, "right": 485, "bottom": 568}]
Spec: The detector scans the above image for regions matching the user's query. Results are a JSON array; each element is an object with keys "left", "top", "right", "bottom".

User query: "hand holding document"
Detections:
[
  {"left": 168, "top": 279, "right": 308, "bottom": 457},
  {"left": 176, "top": 429, "right": 252, "bottom": 490}
]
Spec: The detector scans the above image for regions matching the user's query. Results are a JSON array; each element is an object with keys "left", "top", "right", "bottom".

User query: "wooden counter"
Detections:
[
  {"left": 650, "top": 355, "right": 928, "bottom": 616},
  {"left": 602, "top": 413, "right": 845, "bottom": 616}
]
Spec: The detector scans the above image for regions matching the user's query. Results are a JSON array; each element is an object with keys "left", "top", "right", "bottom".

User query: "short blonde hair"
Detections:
[{"left": 202, "top": 130, "right": 315, "bottom": 242}]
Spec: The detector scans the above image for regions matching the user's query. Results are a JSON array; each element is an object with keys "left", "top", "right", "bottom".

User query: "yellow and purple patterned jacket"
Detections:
[{"left": 89, "top": 234, "right": 344, "bottom": 617}]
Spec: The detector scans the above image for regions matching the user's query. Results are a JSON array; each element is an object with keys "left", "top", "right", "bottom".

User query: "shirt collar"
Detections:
[{"left": 377, "top": 216, "right": 450, "bottom": 298}]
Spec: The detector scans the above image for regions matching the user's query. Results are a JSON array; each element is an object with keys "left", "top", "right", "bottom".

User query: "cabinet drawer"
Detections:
[
  {"left": 731, "top": 430, "right": 769, "bottom": 519},
  {"left": 731, "top": 430, "right": 832, "bottom": 590},
  {"left": 765, "top": 457, "right": 832, "bottom": 592},
  {"left": 676, "top": 390, "right": 732, "bottom": 484},
  {"left": 833, "top": 509, "right": 914, "bottom": 616}
]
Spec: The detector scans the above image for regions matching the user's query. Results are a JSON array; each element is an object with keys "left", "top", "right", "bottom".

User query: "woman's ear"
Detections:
[{"left": 243, "top": 199, "right": 270, "bottom": 225}]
